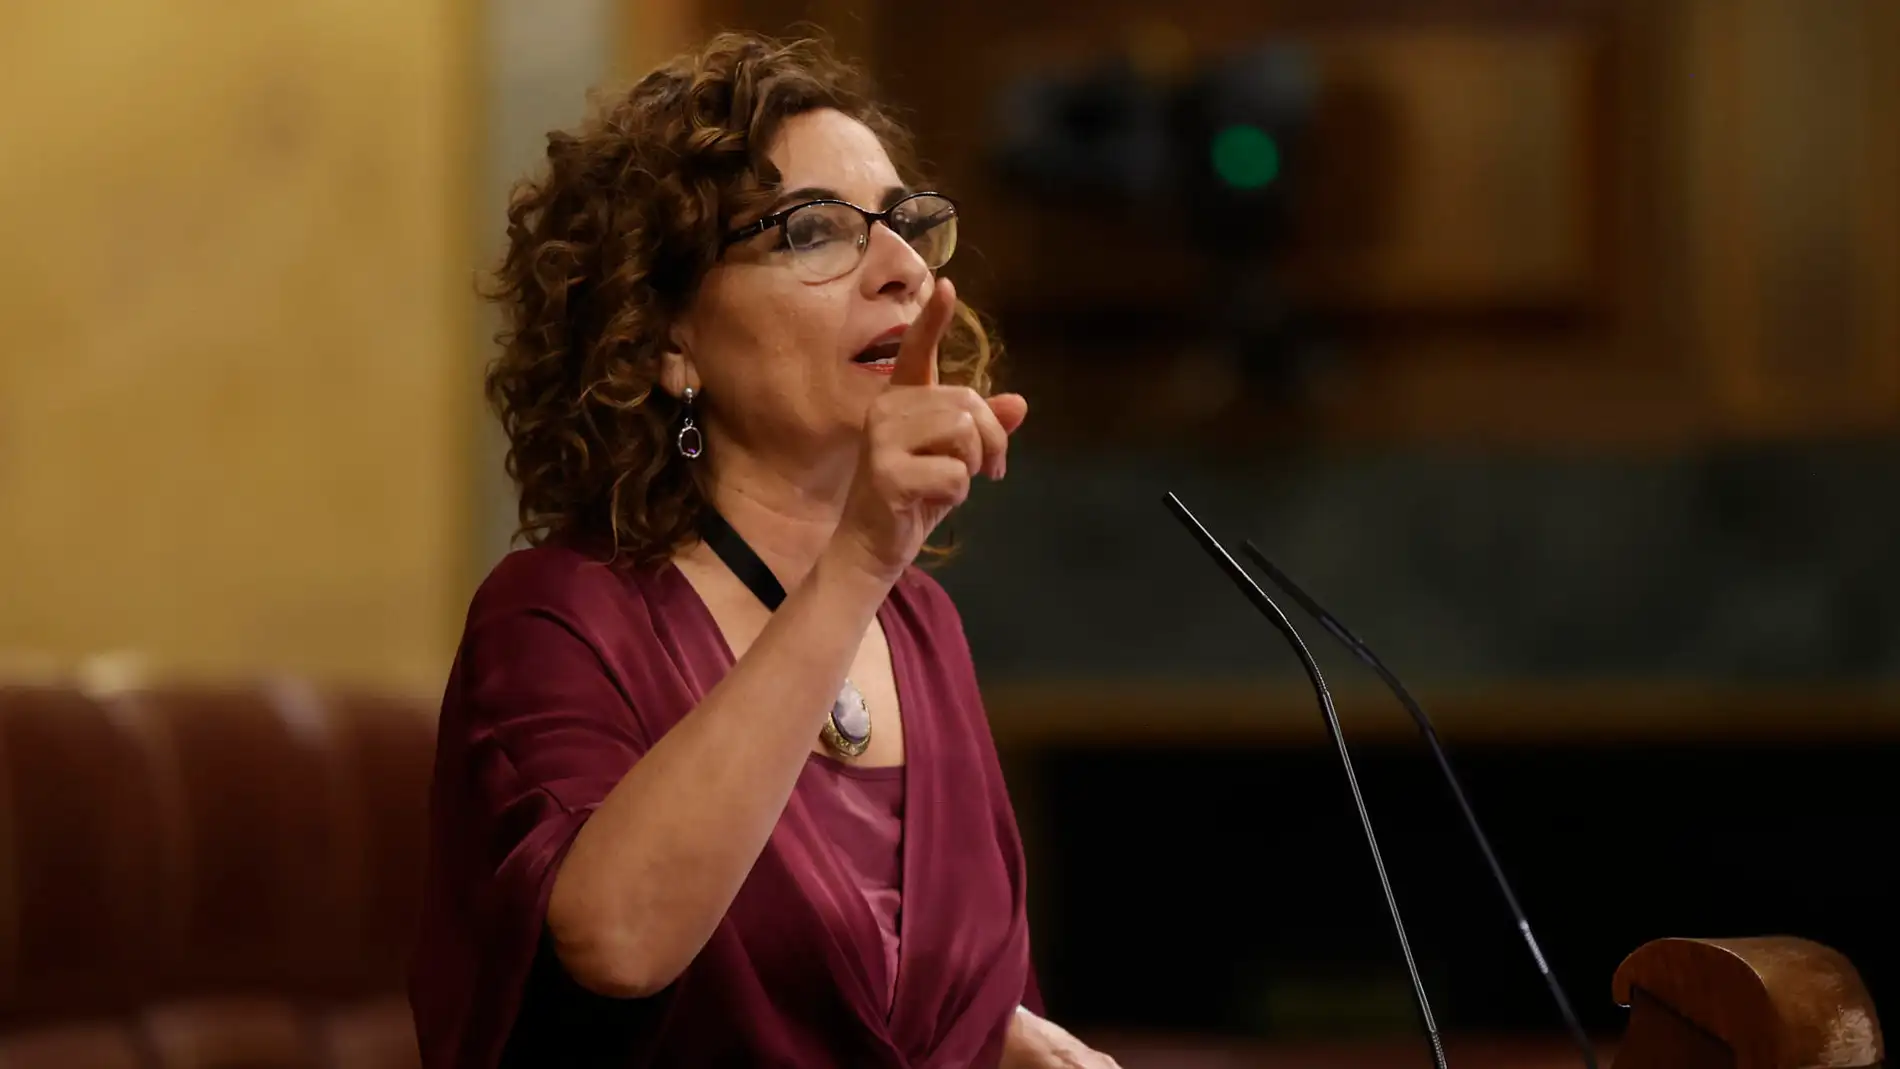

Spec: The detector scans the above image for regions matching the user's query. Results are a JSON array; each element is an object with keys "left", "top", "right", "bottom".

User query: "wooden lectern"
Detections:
[{"left": 1612, "top": 937, "right": 1883, "bottom": 1069}]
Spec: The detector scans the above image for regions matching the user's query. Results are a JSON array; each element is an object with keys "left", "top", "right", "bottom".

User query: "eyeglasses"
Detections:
[{"left": 719, "top": 191, "right": 958, "bottom": 283}]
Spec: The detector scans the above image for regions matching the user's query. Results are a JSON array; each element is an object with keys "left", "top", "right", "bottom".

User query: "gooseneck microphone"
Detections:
[
  {"left": 1163, "top": 493, "right": 1449, "bottom": 1069},
  {"left": 1239, "top": 541, "right": 1599, "bottom": 1069}
]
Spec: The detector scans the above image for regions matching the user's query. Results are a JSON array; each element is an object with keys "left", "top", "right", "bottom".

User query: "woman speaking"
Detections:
[{"left": 408, "top": 31, "right": 1120, "bottom": 1069}]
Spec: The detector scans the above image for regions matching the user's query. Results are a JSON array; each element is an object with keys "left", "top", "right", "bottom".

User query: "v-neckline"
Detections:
[
  {"left": 662, "top": 557, "right": 908, "bottom": 771},
  {"left": 659, "top": 560, "right": 926, "bottom": 1035}
]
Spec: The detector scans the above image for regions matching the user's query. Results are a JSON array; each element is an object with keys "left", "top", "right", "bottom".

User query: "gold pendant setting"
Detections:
[{"left": 821, "top": 678, "right": 872, "bottom": 758}]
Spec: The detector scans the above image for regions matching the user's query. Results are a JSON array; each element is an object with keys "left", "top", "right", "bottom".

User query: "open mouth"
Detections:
[{"left": 852, "top": 339, "right": 901, "bottom": 369}]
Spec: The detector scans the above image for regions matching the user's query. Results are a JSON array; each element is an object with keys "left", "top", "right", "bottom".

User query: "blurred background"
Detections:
[{"left": 2, "top": 0, "right": 1896, "bottom": 1066}]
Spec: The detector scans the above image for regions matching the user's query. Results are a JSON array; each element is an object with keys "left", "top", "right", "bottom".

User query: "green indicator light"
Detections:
[{"left": 1210, "top": 124, "right": 1280, "bottom": 189}]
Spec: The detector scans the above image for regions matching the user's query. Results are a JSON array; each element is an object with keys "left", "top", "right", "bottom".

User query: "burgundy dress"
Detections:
[{"left": 407, "top": 542, "right": 1041, "bottom": 1068}]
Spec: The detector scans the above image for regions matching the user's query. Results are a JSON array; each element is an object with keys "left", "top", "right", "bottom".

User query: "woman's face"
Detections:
[{"left": 668, "top": 108, "right": 936, "bottom": 467}]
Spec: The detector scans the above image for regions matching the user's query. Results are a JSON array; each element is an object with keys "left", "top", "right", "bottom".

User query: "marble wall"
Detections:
[{"left": 938, "top": 442, "right": 1900, "bottom": 683}]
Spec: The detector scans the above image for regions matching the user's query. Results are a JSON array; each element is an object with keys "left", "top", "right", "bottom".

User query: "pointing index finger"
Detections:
[{"left": 889, "top": 278, "right": 957, "bottom": 388}]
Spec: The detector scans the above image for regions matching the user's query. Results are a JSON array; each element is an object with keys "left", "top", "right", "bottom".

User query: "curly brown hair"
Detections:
[{"left": 485, "top": 31, "right": 998, "bottom": 569}]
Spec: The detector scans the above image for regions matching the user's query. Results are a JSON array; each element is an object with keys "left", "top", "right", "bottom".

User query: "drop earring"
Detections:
[{"left": 676, "top": 387, "right": 703, "bottom": 460}]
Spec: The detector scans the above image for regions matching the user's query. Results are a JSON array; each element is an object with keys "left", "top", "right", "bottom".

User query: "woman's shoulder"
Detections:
[{"left": 467, "top": 540, "right": 652, "bottom": 628}]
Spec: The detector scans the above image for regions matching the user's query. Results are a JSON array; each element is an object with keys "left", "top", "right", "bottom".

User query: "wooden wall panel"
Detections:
[
  {"left": 982, "top": 681, "right": 1900, "bottom": 747},
  {"left": 642, "top": 0, "right": 1899, "bottom": 445},
  {"left": 1679, "top": 0, "right": 1900, "bottom": 435},
  {"left": 0, "top": 1, "right": 475, "bottom": 690},
  {"left": 846, "top": 0, "right": 1674, "bottom": 447},
  {"left": 1287, "top": 30, "right": 1603, "bottom": 312},
  {"left": 1865, "top": 0, "right": 1900, "bottom": 418}
]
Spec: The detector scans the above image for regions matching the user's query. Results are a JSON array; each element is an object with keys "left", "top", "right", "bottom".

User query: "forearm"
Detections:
[{"left": 548, "top": 545, "right": 890, "bottom": 996}]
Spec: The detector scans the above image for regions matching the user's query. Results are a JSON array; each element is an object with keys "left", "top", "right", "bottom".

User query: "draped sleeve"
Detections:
[{"left": 407, "top": 546, "right": 673, "bottom": 1069}]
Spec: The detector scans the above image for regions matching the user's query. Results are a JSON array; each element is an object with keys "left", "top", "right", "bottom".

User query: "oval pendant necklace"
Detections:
[{"left": 698, "top": 507, "right": 872, "bottom": 758}]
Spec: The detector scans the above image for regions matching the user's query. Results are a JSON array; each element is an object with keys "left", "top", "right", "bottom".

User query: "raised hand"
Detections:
[{"left": 828, "top": 278, "right": 1027, "bottom": 583}]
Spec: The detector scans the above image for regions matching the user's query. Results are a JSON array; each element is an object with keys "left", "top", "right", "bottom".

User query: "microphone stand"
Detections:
[
  {"left": 1239, "top": 542, "right": 1600, "bottom": 1069},
  {"left": 1164, "top": 493, "right": 1449, "bottom": 1069}
]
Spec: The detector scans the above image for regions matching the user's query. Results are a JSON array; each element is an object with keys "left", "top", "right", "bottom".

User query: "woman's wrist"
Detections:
[
  {"left": 780, "top": 541, "right": 898, "bottom": 644},
  {"left": 813, "top": 532, "right": 906, "bottom": 602},
  {"left": 1001, "top": 1006, "right": 1119, "bottom": 1069}
]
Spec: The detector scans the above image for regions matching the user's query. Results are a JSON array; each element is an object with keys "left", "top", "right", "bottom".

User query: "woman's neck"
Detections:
[{"left": 700, "top": 444, "right": 856, "bottom": 590}]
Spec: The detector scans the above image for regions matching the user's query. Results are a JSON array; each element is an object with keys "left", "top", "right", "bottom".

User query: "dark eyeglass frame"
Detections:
[{"left": 718, "top": 190, "right": 958, "bottom": 258}]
